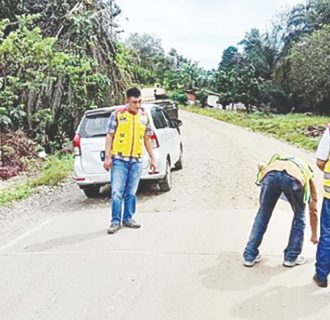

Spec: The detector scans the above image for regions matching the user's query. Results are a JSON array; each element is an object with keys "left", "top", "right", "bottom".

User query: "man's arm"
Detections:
[
  {"left": 103, "top": 112, "right": 117, "bottom": 171},
  {"left": 309, "top": 178, "right": 318, "bottom": 244},
  {"left": 316, "top": 127, "right": 330, "bottom": 171},
  {"left": 144, "top": 135, "right": 157, "bottom": 173},
  {"left": 104, "top": 133, "right": 114, "bottom": 171},
  {"left": 317, "top": 159, "right": 326, "bottom": 171}
]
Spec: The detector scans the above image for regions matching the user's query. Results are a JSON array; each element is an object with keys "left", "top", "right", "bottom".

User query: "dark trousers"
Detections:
[{"left": 244, "top": 171, "right": 306, "bottom": 262}]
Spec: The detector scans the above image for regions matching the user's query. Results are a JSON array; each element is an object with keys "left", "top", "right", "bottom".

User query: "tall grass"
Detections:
[{"left": 184, "top": 106, "right": 328, "bottom": 151}]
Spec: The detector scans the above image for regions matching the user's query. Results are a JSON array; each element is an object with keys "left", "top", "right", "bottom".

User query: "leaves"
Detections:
[
  {"left": 0, "top": 1, "right": 129, "bottom": 152},
  {"left": 289, "top": 25, "right": 330, "bottom": 113}
]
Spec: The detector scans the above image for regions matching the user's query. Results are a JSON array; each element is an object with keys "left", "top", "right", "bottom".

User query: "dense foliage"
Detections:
[
  {"left": 213, "top": 0, "right": 330, "bottom": 114},
  {"left": 0, "top": 0, "right": 128, "bottom": 153}
]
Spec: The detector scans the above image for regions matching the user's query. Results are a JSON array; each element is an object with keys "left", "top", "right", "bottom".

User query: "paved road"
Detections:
[{"left": 1, "top": 111, "right": 330, "bottom": 320}]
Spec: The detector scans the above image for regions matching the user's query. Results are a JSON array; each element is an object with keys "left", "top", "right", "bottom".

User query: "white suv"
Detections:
[{"left": 73, "top": 104, "right": 183, "bottom": 197}]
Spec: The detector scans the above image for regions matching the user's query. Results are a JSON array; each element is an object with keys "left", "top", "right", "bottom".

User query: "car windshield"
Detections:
[{"left": 79, "top": 112, "right": 113, "bottom": 138}]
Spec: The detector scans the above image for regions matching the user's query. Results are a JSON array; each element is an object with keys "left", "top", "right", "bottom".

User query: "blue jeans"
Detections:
[
  {"left": 110, "top": 158, "right": 142, "bottom": 225},
  {"left": 315, "top": 198, "right": 330, "bottom": 281},
  {"left": 243, "top": 171, "right": 306, "bottom": 262}
]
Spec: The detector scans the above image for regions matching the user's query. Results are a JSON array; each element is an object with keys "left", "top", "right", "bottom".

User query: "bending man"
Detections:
[{"left": 243, "top": 154, "right": 318, "bottom": 267}]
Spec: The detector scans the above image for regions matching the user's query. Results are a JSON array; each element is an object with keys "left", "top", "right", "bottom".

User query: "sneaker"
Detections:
[
  {"left": 243, "top": 254, "right": 262, "bottom": 267},
  {"left": 123, "top": 219, "right": 141, "bottom": 229},
  {"left": 283, "top": 256, "right": 305, "bottom": 268},
  {"left": 107, "top": 223, "right": 121, "bottom": 234},
  {"left": 313, "top": 274, "right": 328, "bottom": 288}
]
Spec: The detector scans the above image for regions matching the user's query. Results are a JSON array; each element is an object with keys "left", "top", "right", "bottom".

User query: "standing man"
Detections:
[
  {"left": 104, "top": 88, "right": 157, "bottom": 234},
  {"left": 314, "top": 125, "right": 330, "bottom": 287},
  {"left": 243, "top": 154, "right": 318, "bottom": 267}
]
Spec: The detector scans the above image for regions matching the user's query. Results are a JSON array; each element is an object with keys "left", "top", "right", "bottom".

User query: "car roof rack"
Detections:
[
  {"left": 84, "top": 106, "right": 119, "bottom": 116},
  {"left": 144, "top": 99, "right": 174, "bottom": 104}
]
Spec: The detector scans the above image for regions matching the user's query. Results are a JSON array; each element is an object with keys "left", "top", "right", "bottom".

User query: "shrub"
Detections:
[{"left": 0, "top": 130, "right": 38, "bottom": 180}]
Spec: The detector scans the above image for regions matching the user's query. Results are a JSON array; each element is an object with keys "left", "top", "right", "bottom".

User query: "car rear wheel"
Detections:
[
  {"left": 158, "top": 159, "right": 172, "bottom": 192},
  {"left": 83, "top": 185, "right": 101, "bottom": 198}
]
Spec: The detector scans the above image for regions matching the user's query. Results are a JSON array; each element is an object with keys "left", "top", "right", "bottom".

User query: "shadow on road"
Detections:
[
  {"left": 200, "top": 252, "right": 287, "bottom": 291},
  {"left": 84, "top": 181, "right": 163, "bottom": 201},
  {"left": 231, "top": 284, "right": 330, "bottom": 320},
  {"left": 23, "top": 230, "right": 105, "bottom": 252},
  {"left": 57, "top": 181, "right": 166, "bottom": 213}
]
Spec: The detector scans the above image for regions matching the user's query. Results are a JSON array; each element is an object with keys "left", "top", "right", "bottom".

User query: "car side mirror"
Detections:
[{"left": 175, "top": 119, "right": 183, "bottom": 127}]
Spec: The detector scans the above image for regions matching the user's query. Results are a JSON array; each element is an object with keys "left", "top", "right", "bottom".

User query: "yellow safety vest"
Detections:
[
  {"left": 256, "top": 154, "right": 314, "bottom": 204},
  {"left": 323, "top": 126, "right": 330, "bottom": 199},
  {"left": 111, "top": 107, "right": 148, "bottom": 158}
]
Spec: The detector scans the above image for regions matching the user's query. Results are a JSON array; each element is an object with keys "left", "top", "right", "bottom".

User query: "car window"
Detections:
[
  {"left": 79, "top": 113, "right": 113, "bottom": 138},
  {"left": 151, "top": 108, "right": 168, "bottom": 129},
  {"left": 161, "top": 110, "right": 175, "bottom": 128}
]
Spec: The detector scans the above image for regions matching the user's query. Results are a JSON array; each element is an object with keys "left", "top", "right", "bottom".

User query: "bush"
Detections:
[{"left": 0, "top": 130, "right": 38, "bottom": 179}]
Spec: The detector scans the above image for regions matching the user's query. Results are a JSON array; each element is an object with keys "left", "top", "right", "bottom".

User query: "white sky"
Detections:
[{"left": 116, "top": 0, "right": 304, "bottom": 70}]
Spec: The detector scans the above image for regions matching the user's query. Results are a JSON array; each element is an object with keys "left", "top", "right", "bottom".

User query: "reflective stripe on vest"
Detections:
[
  {"left": 256, "top": 154, "right": 314, "bottom": 204},
  {"left": 111, "top": 108, "right": 147, "bottom": 158}
]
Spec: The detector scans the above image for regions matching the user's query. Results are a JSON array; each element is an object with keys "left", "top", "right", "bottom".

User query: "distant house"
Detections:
[
  {"left": 186, "top": 90, "right": 197, "bottom": 104},
  {"left": 207, "top": 95, "right": 222, "bottom": 109}
]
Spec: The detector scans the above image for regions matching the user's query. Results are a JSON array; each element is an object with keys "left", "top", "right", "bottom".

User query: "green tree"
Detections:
[
  {"left": 289, "top": 25, "right": 330, "bottom": 113},
  {"left": 125, "top": 33, "right": 172, "bottom": 85},
  {"left": 281, "top": 0, "right": 330, "bottom": 51},
  {"left": 0, "top": 15, "right": 110, "bottom": 151},
  {"left": 218, "top": 46, "right": 239, "bottom": 71}
]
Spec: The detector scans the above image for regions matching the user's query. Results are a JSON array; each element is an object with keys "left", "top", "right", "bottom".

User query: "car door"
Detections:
[
  {"left": 161, "top": 109, "right": 181, "bottom": 164},
  {"left": 149, "top": 107, "right": 170, "bottom": 163}
]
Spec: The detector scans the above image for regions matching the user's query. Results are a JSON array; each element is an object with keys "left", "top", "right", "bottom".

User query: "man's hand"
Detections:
[
  {"left": 104, "top": 158, "right": 112, "bottom": 171},
  {"left": 150, "top": 157, "right": 157, "bottom": 173},
  {"left": 311, "top": 233, "right": 319, "bottom": 245}
]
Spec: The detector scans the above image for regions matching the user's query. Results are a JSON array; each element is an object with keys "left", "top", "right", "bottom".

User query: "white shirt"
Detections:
[{"left": 316, "top": 128, "right": 330, "bottom": 161}]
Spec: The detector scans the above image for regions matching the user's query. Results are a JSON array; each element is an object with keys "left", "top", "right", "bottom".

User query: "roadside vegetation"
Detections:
[
  {"left": 184, "top": 106, "right": 328, "bottom": 152},
  {"left": 0, "top": 154, "right": 73, "bottom": 206}
]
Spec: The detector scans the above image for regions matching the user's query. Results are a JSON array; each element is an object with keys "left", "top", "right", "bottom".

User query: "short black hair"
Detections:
[{"left": 126, "top": 87, "right": 141, "bottom": 98}]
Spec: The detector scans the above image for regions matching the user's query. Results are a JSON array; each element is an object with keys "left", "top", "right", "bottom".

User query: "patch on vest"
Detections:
[
  {"left": 140, "top": 115, "right": 148, "bottom": 125},
  {"left": 118, "top": 115, "right": 128, "bottom": 122}
]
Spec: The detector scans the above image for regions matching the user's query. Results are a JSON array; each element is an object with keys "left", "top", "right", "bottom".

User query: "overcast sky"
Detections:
[{"left": 116, "top": 0, "right": 304, "bottom": 70}]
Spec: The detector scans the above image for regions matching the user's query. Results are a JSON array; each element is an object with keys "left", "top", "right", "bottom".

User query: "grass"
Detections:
[
  {"left": 183, "top": 105, "right": 329, "bottom": 151},
  {"left": 0, "top": 154, "right": 74, "bottom": 206}
]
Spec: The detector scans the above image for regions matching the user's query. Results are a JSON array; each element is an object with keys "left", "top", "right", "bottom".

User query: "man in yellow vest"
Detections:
[
  {"left": 103, "top": 88, "right": 157, "bottom": 234},
  {"left": 314, "top": 125, "right": 330, "bottom": 287},
  {"left": 243, "top": 154, "right": 318, "bottom": 268}
]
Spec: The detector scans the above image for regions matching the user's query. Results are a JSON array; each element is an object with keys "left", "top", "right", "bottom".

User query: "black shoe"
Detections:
[
  {"left": 123, "top": 219, "right": 141, "bottom": 229},
  {"left": 107, "top": 223, "right": 121, "bottom": 234},
  {"left": 313, "top": 274, "right": 328, "bottom": 288}
]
